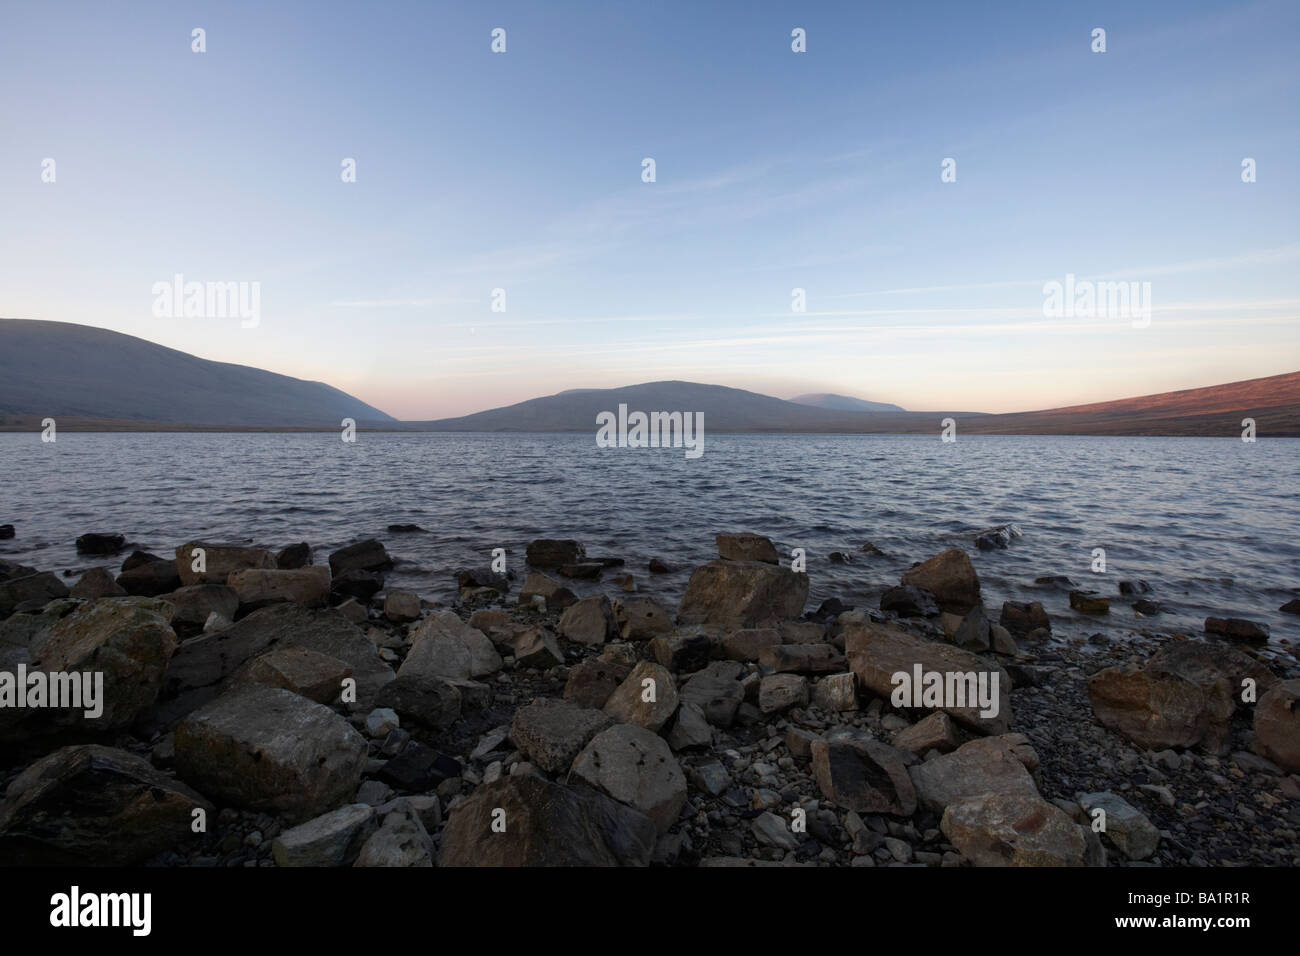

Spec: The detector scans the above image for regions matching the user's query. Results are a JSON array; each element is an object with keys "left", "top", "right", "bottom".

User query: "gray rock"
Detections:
[
  {"left": 569, "top": 723, "right": 687, "bottom": 833},
  {"left": 510, "top": 699, "right": 613, "bottom": 773}
]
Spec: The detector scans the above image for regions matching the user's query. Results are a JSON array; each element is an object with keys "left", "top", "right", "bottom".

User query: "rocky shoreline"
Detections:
[{"left": 0, "top": 532, "right": 1296, "bottom": 867}]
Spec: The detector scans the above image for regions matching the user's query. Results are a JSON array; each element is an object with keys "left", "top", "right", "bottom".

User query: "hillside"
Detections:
[
  {"left": 789, "top": 392, "right": 905, "bottom": 412},
  {"left": 0, "top": 319, "right": 395, "bottom": 427}
]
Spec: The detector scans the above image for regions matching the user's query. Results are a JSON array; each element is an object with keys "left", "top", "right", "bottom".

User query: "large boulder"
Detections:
[
  {"left": 525, "top": 539, "right": 585, "bottom": 569},
  {"left": 810, "top": 735, "right": 917, "bottom": 816},
  {"left": 510, "top": 699, "right": 613, "bottom": 773},
  {"left": 115, "top": 551, "right": 180, "bottom": 596},
  {"left": 159, "top": 584, "right": 239, "bottom": 627},
  {"left": 400, "top": 611, "right": 501, "bottom": 681},
  {"left": 228, "top": 566, "right": 331, "bottom": 611},
  {"left": 614, "top": 596, "right": 675, "bottom": 640},
  {"left": 0, "top": 744, "right": 211, "bottom": 865},
  {"left": 1087, "top": 640, "right": 1276, "bottom": 753},
  {"left": 174, "top": 684, "right": 368, "bottom": 822},
  {"left": 175, "top": 541, "right": 276, "bottom": 586},
  {"left": 677, "top": 560, "right": 808, "bottom": 632},
  {"left": 1, "top": 597, "right": 177, "bottom": 740},
  {"left": 272, "top": 804, "right": 377, "bottom": 867},
  {"left": 558, "top": 595, "right": 617, "bottom": 646},
  {"left": 602, "top": 661, "right": 679, "bottom": 732},
  {"left": 229, "top": 647, "right": 353, "bottom": 704},
  {"left": 569, "top": 723, "right": 687, "bottom": 833},
  {"left": 438, "top": 775, "right": 656, "bottom": 866},
  {"left": 70, "top": 567, "right": 126, "bottom": 600},
  {"left": 716, "top": 533, "right": 779, "bottom": 564},
  {"left": 153, "top": 604, "right": 394, "bottom": 728},
  {"left": 908, "top": 734, "right": 1041, "bottom": 813},
  {"left": 843, "top": 620, "right": 1012, "bottom": 734},
  {"left": 900, "top": 549, "right": 981, "bottom": 615},
  {"left": 679, "top": 661, "right": 746, "bottom": 728},
  {"left": 1253, "top": 679, "right": 1300, "bottom": 772},
  {"left": 328, "top": 539, "right": 393, "bottom": 575},
  {"left": 0, "top": 571, "right": 69, "bottom": 617},
  {"left": 942, "top": 792, "right": 1104, "bottom": 866}
]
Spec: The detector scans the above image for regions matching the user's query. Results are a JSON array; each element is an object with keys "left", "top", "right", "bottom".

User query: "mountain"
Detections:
[
  {"left": 790, "top": 392, "right": 905, "bottom": 412},
  {"left": 408, "top": 381, "right": 967, "bottom": 432},
  {"left": 0, "top": 319, "right": 395, "bottom": 427},
  {"left": 959, "top": 371, "right": 1300, "bottom": 437}
]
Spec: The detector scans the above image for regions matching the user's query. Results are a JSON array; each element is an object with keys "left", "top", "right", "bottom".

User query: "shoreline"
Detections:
[{"left": 1, "top": 533, "right": 1297, "bottom": 867}]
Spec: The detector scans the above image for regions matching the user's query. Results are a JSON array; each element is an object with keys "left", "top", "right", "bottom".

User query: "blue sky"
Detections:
[{"left": 2, "top": 0, "right": 1297, "bottom": 419}]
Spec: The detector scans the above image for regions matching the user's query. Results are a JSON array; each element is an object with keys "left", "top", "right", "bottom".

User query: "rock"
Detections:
[
  {"left": 1069, "top": 591, "right": 1110, "bottom": 615},
  {"left": 558, "top": 563, "right": 604, "bottom": 580},
  {"left": 376, "top": 741, "right": 460, "bottom": 791},
  {"left": 0, "top": 744, "right": 211, "bottom": 865},
  {"left": 374, "top": 675, "right": 462, "bottom": 729},
  {"left": 115, "top": 551, "right": 181, "bottom": 596},
  {"left": 272, "top": 804, "right": 377, "bottom": 866},
  {"left": 563, "top": 656, "right": 631, "bottom": 709},
  {"left": 759, "top": 673, "right": 809, "bottom": 714},
  {"left": 175, "top": 541, "right": 276, "bottom": 586},
  {"left": 174, "top": 684, "right": 368, "bottom": 822},
  {"left": 1253, "top": 679, "right": 1300, "bottom": 772},
  {"left": 612, "top": 573, "right": 636, "bottom": 592},
  {"left": 1077, "top": 791, "right": 1160, "bottom": 860},
  {"left": 758, "top": 643, "right": 845, "bottom": 674},
  {"left": 603, "top": 661, "right": 679, "bottom": 732},
  {"left": 843, "top": 620, "right": 1012, "bottom": 734},
  {"left": 275, "top": 542, "right": 313, "bottom": 570},
  {"left": 648, "top": 557, "right": 673, "bottom": 574},
  {"left": 677, "top": 560, "right": 808, "bottom": 632},
  {"left": 990, "top": 624, "right": 1019, "bottom": 656},
  {"left": 1000, "top": 601, "right": 1050, "bottom": 637},
  {"left": 70, "top": 567, "right": 126, "bottom": 599},
  {"left": 525, "top": 539, "right": 585, "bottom": 569},
  {"left": 403, "top": 611, "right": 501, "bottom": 680},
  {"left": 328, "top": 539, "right": 393, "bottom": 575},
  {"left": 752, "top": 811, "right": 800, "bottom": 849},
  {"left": 558, "top": 594, "right": 616, "bottom": 646},
  {"left": 666, "top": 701, "right": 712, "bottom": 750},
  {"left": 614, "top": 596, "right": 675, "bottom": 640},
  {"left": 0, "top": 525, "right": 13, "bottom": 540},
  {"left": 160, "top": 584, "right": 239, "bottom": 627},
  {"left": 810, "top": 736, "right": 917, "bottom": 816},
  {"left": 1280, "top": 599, "right": 1300, "bottom": 615},
  {"left": 510, "top": 699, "right": 613, "bottom": 773},
  {"left": 1205, "top": 616, "right": 1270, "bottom": 643},
  {"left": 75, "top": 532, "right": 125, "bottom": 555},
  {"left": 689, "top": 761, "right": 732, "bottom": 796},
  {"left": 900, "top": 549, "right": 981, "bottom": 615},
  {"left": 1087, "top": 640, "right": 1276, "bottom": 753},
  {"left": 941, "top": 792, "right": 1103, "bottom": 866},
  {"left": 892, "top": 711, "right": 960, "bottom": 753},
  {"left": 1119, "top": 580, "right": 1151, "bottom": 595},
  {"left": 353, "top": 802, "right": 433, "bottom": 867},
  {"left": 718, "top": 627, "right": 783, "bottom": 661},
  {"left": 155, "top": 604, "right": 394, "bottom": 727},
  {"left": 0, "top": 558, "right": 37, "bottom": 583},
  {"left": 649, "top": 633, "right": 713, "bottom": 672},
  {"left": 455, "top": 567, "right": 509, "bottom": 594},
  {"left": 908, "top": 735, "right": 1041, "bottom": 813},
  {"left": 229, "top": 647, "right": 352, "bottom": 704},
  {"left": 570, "top": 723, "right": 687, "bottom": 833},
  {"left": 812, "top": 672, "right": 858, "bottom": 712},
  {"left": 880, "top": 585, "right": 939, "bottom": 617},
  {"left": 679, "top": 661, "right": 746, "bottom": 728},
  {"left": 716, "top": 533, "right": 779, "bottom": 564},
  {"left": 228, "top": 566, "right": 331, "bottom": 611},
  {"left": 952, "top": 605, "right": 990, "bottom": 652},
  {"left": 512, "top": 626, "right": 565, "bottom": 669},
  {"left": 438, "top": 775, "right": 656, "bottom": 866},
  {"left": 331, "top": 569, "right": 384, "bottom": 602},
  {"left": 0, "top": 597, "right": 177, "bottom": 739},
  {"left": 365, "top": 707, "right": 400, "bottom": 738},
  {"left": 974, "top": 524, "right": 1020, "bottom": 551},
  {"left": 516, "top": 572, "right": 576, "bottom": 611},
  {"left": 383, "top": 590, "right": 421, "bottom": 623},
  {"left": 0, "top": 571, "right": 69, "bottom": 617}
]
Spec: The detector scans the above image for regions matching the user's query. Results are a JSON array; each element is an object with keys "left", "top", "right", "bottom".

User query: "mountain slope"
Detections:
[
  {"left": 408, "top": 381, "right": 965, "bottom": 432},
  {"left": 960, "top": 371, "right": 1300, "bottom": 436},
  {"left": 790, "top": 392, "right": 905, "bottom": 412},
  {"left": 0, "top": 319, "right": 395, "bottom": 426}
]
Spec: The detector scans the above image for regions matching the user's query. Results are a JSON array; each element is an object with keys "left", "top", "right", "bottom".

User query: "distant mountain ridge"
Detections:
[
  {"left": 0, "top": 319, "right": 395, "bottom": 427},
  {"left": 790, "top": 392, "right": 904, "bottom": 412}
]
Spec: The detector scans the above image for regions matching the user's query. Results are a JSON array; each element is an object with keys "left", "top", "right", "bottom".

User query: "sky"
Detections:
[{"left": 1, "top": 0, "right": 1298, "bottom": 420}]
